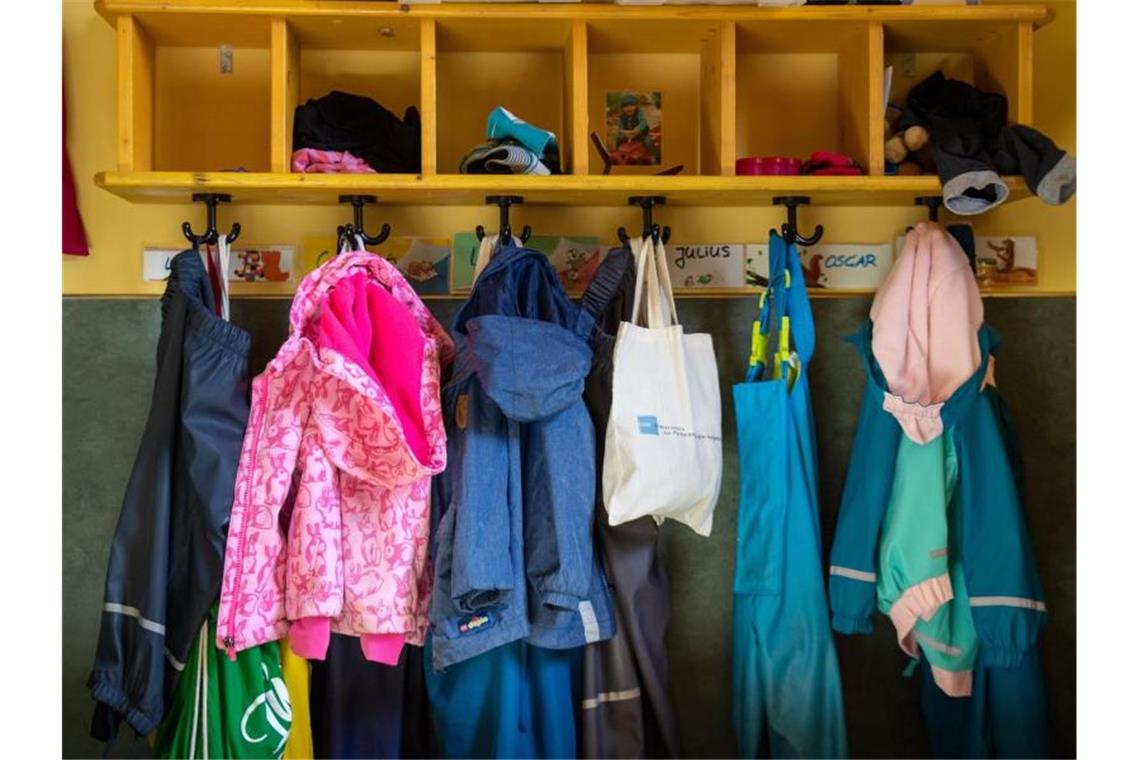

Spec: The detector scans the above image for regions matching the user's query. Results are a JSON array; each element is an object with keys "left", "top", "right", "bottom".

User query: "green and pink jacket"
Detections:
[{"left": 829, "top": 223, "right": 1047, "bottom": 696}]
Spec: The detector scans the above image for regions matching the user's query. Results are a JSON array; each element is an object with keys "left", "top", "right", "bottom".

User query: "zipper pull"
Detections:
[{"left": 222, "top": 635, "right": 237, "bottom": 661}]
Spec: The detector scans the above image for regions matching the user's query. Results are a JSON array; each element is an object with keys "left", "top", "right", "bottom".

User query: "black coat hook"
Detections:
[
  {"left": 476, "top": 196, "right": 530, "bottom": 248},
  {"left": 770, "top": 196, "right": 823, "bottom": 247},
  {"left": 182, "top": 193, "right": 240, "bottom": 246},
  {"left": 916, "top": 195, "right": 942, "bottom": 223},
  {"left": 619, "top": 196, "right": 671, "bottom": 249},
  {"left": 906, "top": 196, "right": 943, "bottom": 234},
  {"left": 338, "top": 195, "right": 391, "bottom": 250}
]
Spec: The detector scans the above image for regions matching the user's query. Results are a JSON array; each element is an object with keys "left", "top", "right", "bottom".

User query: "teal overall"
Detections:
[{"left": 731, "top": 233, "right": 848, "bottom": 758}]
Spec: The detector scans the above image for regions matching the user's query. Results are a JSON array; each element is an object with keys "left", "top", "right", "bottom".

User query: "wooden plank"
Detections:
[
  {"left": 436, "top": 17, "right": 575, "bottom": 52},
  {"left": 94, "top": 170, "right": 1033, "bottom": 207},
  {"left": 866, "top": 22, "right": 885, "bottom": 175},
  {"left": 117, "top": 15, "right": 155, "bottom": 172},
  {"left": 699, "top": 22, "right": 735, "bottom": 176},
  {"left": 837, "top": 23, "right": 879, "bottom": 174},
  {"left": 419, "top": 18, "right": 437, "bottom": 176},
  {"left": 269, "top": 18, "right": 299, "bottom": 173},
  {"left": 565, "top": 20, "right": 589, "bottom": 175},
  {"left": 96, "top": 1, "right": 1054, "bottom": 28},
  {"left": 1016, "top": 20, "right": 1034, "bottom": 124}
]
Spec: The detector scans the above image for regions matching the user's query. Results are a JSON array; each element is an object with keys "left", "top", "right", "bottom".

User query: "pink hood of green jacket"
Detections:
[
  {"left": 216, "top": 251, "right": 453, "bottom": 663},
  {"left": 870, "top": 222, "right": 984, "bottom": 444}
]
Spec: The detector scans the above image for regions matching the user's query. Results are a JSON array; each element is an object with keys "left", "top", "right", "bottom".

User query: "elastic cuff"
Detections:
[
  {"left": 289, "top": 617, "right": 331, "bottom": 660},
  {"left": 943, "top": 169, "right": 1010, "bottom": 216},
  {"left": 541, "top": 591, "right": 581, "bottom": 612},
  {"left": 1035, "top": 153, "right": 1076, "bottom": 205},
  {"left": 888, "top": 573, "right": 953, "bottom": 656},
  {"left": 360, "top": 633, "right": 405, "bottom": 666},
  {"left": 831, "top": 613, "right": 873, "bottom": 635},
  {"left": 931, "top": 665, "right": 973, "bottom": 698},
  {"left": 455, "top": 588, "right": 508, "bottom": 614}
]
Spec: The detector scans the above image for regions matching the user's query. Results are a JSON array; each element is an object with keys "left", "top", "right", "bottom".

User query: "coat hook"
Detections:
[
  {"left": 183, "top": 193, "right": 240, "bottom": 246},
  {"left": 906, "top": 196, "right": 944, "bottom": 234},
  {"left": 771, "top": 196, "right": 823, "bottom": 247},
  {"left": 915, "top": 195, "right": 942, "bottom": 223},
  {"left": 338, "top": 194, "right": 391, "bottom": 249},
  {"left": 478, "top": 196, "right": 530, "bottom": 248},
  {"left": 623, "top": 196, "right": 670, "bottom": 247}
]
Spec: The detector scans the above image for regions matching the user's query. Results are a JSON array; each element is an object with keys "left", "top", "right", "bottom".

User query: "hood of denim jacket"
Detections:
[
  {"left": 453, "top": 245, "right": 585, "bottom": 340},
  {"left": 451, "top": 244, "right": 593, "bottom": 422},
  {"left": 463, "top": 314, "right": 592, "bottom": 422}
]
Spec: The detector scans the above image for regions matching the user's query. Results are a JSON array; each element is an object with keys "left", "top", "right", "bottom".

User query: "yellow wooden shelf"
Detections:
[
  {"left": 95, "top": 1, "right": 1052, "bottom": 27},
  {"left": 96, "top": 0, "right": 1053, "bottom": 212},
  {"left": 96, "top": 171, "right": 1031, "bottom": 207}
]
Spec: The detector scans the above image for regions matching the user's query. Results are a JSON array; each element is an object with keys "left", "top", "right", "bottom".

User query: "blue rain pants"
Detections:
[
  {"left": 920, "top": 645, "right": 1055, "bottom": 759},
  {"left": 731, "top": 233, "right": 848, "bottom": 759},
  {"left": 424, "top": 639, "right": 581, "bottom": 759}
]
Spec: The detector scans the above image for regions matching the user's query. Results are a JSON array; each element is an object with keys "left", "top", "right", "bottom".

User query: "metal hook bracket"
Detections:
[
  {"left": 771, "top": 196, "right": 823, "bottom": 247},
  {"left": 915, "top": 195, "right": 943, "bottom": 223},
  {"left": 477, "top": 195, "right": 531, "bottom": 247},
  {"left": 618, "top": 196, "right": 671, "bottom": 250},
  {"left": 183, "top": 193, "right": 240, "bottom": 246},
  {"left": 338, "top": 194, "right": 391, "bottom": 249}
]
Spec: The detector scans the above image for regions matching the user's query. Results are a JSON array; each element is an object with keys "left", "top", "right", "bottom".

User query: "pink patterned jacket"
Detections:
[{"left": 216, "top": 250, "right": 453, "bottom": 661}]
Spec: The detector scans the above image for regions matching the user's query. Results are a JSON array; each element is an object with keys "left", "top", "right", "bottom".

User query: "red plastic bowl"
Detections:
[{"left": 736, "top": 156, "right": 802, "bottom": 176}]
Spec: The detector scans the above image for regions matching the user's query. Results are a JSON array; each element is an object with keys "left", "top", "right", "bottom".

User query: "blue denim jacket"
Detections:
[{"left": 428, "top": 246, "right": 616, "bottom": 670}]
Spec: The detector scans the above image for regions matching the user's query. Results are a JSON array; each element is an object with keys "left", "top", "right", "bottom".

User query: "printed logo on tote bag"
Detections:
[{"left": 637, "top": 415, "right": 660, "bottom": 435}]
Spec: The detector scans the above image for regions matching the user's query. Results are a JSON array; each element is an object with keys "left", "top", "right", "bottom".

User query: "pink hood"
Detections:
[
  {"left": 870, "top": 222, "right": 983, "bottom": 444},
  {"left": 217, "top": 250, "right": 453, "bottom": 662}
]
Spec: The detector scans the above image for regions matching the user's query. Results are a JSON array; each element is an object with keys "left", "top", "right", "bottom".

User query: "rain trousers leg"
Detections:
[
  {"left": 88, "top": 248, "right": 252, "bottom": 740},
  {"left": 580, "top": 247, "right": 681, "bottom": 759},
  {"left": 309, "top": 634, "right": 430, "bottom": 759},
  {"left": 424, "top": 638, "right": 580, "bottom": 759},
  {"left": 920, "top": 645, "right": 1054, "bottom": 759},
  {"left": 731, "top": 233, "right": 848, "bottom": 759}
]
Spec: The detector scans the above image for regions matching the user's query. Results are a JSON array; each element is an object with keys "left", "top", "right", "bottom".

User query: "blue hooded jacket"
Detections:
[
  {"left": 429, "top": 245, "right": 615, "bottom": 671},
  {"left": 829, "top": 321, "right": 1047, "bottom": 669}
]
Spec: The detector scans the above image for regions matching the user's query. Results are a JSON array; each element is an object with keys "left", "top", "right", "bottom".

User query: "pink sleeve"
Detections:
[{"left": 216, "top": 352, "right": 312, "bottom": 654}]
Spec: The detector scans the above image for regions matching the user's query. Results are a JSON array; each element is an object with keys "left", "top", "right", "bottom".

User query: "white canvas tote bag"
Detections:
[{"left": 602, "top": 235, "right": 723, "bottom": 536}]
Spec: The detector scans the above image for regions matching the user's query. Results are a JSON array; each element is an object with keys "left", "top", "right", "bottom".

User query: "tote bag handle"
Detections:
[
  {"left": 630, "top": 235, "right": 679, "bottom": 329},
  {"left": 647, "top": 235, "right": 679, "bottom": 328}
]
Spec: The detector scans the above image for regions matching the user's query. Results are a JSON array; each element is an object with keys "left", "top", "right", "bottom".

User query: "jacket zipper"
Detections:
[{"left": 222, "top": 379, "right": 270, "bottom": 661}]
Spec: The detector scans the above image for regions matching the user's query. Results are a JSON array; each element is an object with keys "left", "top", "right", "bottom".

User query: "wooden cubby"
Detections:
[
  {"left": 884, "top": 19, "right": 1033, "bottom": 125},
  {"left": 736, "top": 20, "right": 883, "bottom": 175},
  {"left": 433, "top": 17, "right": 581, "bottom": 175},
  {"left": 585, "top": 18, "right": 733, "bottom": 176},
  {"left": 284, "top": 14, "right": 423, "bottom": 173},
  {"left": 116, "top": 13, "right": 274, "bottom": 172},
  {"left": 96, "top": 1, "right": 1052, "bottom": 206}
]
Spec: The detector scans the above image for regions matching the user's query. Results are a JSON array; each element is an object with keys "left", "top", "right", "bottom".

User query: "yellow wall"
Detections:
[{"left": 62, "top": 0, "right": 1075, "bottom": 297}]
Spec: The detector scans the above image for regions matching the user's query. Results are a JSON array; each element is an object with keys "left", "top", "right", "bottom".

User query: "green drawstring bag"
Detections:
[{"left": 155, "top": 605, "right": 292, "bottom": 759}]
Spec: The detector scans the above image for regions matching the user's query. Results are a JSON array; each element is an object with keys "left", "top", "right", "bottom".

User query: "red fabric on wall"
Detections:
[{"left": 63, "top": 83, "right": 90, "bottom": 256}]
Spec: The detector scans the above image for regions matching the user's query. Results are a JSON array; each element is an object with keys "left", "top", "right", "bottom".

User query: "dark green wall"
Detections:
[{"left": 63, "top": 296, "right": 1075, "bottom": 759}]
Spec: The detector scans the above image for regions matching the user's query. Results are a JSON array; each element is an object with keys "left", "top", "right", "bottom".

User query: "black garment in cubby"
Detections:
[{"left": 293, "top": 90, "right": 422, "bottom": 174}]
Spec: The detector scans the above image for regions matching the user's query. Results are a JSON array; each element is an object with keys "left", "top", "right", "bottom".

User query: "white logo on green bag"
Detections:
[{"left": 241, "top": 663, "right": 293, "bottom": 756}]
